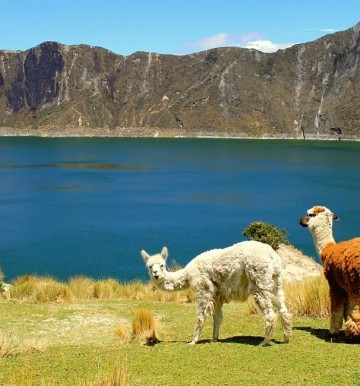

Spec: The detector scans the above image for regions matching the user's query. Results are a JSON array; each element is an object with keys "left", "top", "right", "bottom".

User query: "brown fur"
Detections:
[
  {"left": 321, "top": 238, "right": 360, "bottom": 339},
  {"left": 300, "top": 206, "right": 360, "bottom": 340}
]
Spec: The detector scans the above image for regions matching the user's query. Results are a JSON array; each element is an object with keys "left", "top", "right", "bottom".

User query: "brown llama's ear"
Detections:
[
  {"left": 141, "top": 250, "right": 151, "bottom": 262},
  {"left": 161, "top": 246, "right": 168, "bottom": 260}
]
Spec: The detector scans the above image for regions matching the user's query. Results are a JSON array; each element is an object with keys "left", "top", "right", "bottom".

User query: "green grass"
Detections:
[{"left": 1, "top": 296, "right": 360, "bottom": 385}]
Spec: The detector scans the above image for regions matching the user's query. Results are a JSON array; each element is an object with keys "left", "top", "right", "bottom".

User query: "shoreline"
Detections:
[{"left": 0, "top": 126, "right": 357, "bottom": 141}]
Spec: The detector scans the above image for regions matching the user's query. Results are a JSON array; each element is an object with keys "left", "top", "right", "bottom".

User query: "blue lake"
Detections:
[{"left": 0, "top": 137, "right": 359, "bottom": 282}]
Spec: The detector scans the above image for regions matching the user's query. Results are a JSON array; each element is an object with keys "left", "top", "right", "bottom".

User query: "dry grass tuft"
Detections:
[
  {"left": 93, "top": 278, "right": 121, "bottom": 299},
  {"left": 284, "top": 276, "right": 330, "bottom": 318},
  {"left": 0, "top": 332, "right": 20, "bottom": 357},
  {"left": 247, "top": 275, "right": 330, "bottom": 318},
  {"left": 10, "top": 275, "right": 71, "bottom": 302},
  {"left": 23, "top": 338, "right": 48, "bottom": 353},
  {"left": 6, "top": 274, "right": 196, "bottom": 304},
  {"left": 68, "top": 276, "right": 95, "bottom": 300},
  {"left": 80, "top": 364, "right": 129, "bottom": 386},
  {"left": 114, "top": 326, "right": 131, "bottom": 343},
  {"left": 132, "top": 309, "right": 160, "bottom": 344}
]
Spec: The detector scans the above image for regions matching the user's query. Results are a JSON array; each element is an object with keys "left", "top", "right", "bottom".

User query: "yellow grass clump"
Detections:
[
  {"left": 284, "top": 276, "right": 330, "bottom": 318},
  {"left": 68, "top": 276, "right": 95, "bottom": 300},
  {"left": 114, "top": 325, "right": 132, "bottom": 343},
  {"left": 247, "top": 275, "right": 330, "bottom": 318},
  {"left": 0, "top": 332, "right": 20, "bottom": 358},
  {"left": 80, "top": 364, "right": 129, "bottom": 386},
  {"left": 132, "top": 309, "right": 160, "bottom": 344},
  {"left": 10, "top": 275, "right": 71, "bottom": 303}
]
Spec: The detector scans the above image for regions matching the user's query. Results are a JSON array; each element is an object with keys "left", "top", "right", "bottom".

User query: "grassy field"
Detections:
[{"left": 0, "top": 277, "right": 359, "bottom": 385}]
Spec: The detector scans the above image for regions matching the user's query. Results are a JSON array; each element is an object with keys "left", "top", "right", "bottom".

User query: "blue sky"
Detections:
[{"left": 1, "top": 0, "right": 359, "bottom": 55}]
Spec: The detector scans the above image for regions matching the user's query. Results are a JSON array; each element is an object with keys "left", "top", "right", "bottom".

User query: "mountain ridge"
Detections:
[{"left": 0, "top": 23, "right": 359, "bottom": 139}]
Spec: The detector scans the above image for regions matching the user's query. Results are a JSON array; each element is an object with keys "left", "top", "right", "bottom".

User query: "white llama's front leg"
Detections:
[
  {"left": 189, "top": 310, "right": 207, "bottom": 345},
  {"left": 253, "top": 291, "right": 277, "bottom": 346},
  {"left": 211, "top": 301, "right": 223, "bottom": 342}
]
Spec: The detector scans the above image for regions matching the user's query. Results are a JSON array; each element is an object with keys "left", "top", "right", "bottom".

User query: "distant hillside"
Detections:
[{"left": 0, "top": 23, "right": 359, "bottom": 139}]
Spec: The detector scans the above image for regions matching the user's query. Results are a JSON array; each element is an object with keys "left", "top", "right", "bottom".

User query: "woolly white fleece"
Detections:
[{"left": 141, "top": 240, "right": 292, "bottom": 346}]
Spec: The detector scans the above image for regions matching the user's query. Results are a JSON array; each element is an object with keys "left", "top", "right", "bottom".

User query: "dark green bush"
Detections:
[{"left": 243, "top": 221, "right": 290, "bottom": 250}]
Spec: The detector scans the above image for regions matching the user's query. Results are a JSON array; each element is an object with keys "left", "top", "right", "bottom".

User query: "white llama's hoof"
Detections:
[
  {"left": 259, "top": 340, "right": 273, "bottom": 347},
  {"left": 188, "top": 341, "right": 197, "bottom": 345}
]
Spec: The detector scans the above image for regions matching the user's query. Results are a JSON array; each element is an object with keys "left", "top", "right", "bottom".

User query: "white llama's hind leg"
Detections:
[
  {"left": 273, "top": 277, "right": 292, "bottom": 343},
  {"left": 253, "top": 290, "right": 277, "bottom": 346},
  {"left": 211, "top": 300, "right": 223, "bottom": 342}
]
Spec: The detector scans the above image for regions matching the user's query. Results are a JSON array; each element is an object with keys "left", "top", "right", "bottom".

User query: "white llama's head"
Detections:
[
  {"left": 141, "top": 246, "right": 168, "bottom": 283},
  {"left": 299, "top": 205, "right": 339, "bottom": 232}
]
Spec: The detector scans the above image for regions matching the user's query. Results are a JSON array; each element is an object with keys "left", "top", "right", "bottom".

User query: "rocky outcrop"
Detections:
[
  {"left": 0, "top": 23, "right": 359, "bottom": 139},
  {"left": 277, "top": 244, "right": 323, "bottom": 283}
]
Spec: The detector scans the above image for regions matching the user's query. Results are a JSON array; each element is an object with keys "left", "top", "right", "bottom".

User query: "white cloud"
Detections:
[
  {"left": 183, "top": 32, "right": 295, "bottom": 54},
  {"left": 320, "top": 28, "right": 337, "bottom": 33},
  {"left": 243, "top": 40, "right": 295, "bottom": 53}
]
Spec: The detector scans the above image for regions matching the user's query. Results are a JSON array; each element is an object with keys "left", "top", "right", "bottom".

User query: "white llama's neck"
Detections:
[
  {"left": 161, "top": 268, "right": 190, "bottom": 291},
  {"left": 311, "top": 223, "right": 336, "bottom": 257}
]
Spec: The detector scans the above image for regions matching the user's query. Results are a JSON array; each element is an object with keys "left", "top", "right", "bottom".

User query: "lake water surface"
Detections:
[{"left": 0, "top": 137, "right": 359, "bottom": 282}]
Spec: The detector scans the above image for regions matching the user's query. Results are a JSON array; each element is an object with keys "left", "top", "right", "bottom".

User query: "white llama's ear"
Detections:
[
  {"left": 161, "top": 246, "right": 168, "bottom": 260},
  {"left": 141, "top": 250, "right": 151, "bottom": 262}
]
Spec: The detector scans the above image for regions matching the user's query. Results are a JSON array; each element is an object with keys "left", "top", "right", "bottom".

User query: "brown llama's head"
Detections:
[{"left": 299, "top": 206, "right": 339, "bottom": 231}]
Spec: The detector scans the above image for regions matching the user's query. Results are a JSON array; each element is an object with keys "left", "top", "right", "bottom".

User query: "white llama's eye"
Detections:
[
  {"left": 149, "top": 265, "right": 152, "bottom": 269},
  {"left": 160, "top": 264, "right": 164, "bottom": 269}
]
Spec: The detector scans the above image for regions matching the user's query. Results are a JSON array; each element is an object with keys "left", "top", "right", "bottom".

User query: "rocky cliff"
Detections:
[{"left": 0, "top": 23, "right": 359, "bottom": 139}]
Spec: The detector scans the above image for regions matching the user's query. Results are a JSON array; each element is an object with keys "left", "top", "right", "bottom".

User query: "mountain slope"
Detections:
[{"left": 0, "top": 23, "right": 359, "bottom": 139}]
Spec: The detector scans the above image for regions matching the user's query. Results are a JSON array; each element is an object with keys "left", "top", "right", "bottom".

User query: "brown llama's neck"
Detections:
[{"left": 311, "top": 223, "right": 336, "bottom": 258}]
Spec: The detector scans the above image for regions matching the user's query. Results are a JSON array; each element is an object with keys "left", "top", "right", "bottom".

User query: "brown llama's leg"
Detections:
[
  {"left": 328, "top": 281, "right": 347, "bottom": 336},
  {"left": 344, "top": 298, "right": 360, "bottom": 340}
]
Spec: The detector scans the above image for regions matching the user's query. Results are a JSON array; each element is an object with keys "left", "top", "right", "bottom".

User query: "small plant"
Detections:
[
  {"left": 243, "top": 221, "right": 290, "bottom": 249},
  {"left": 132, "top": 309, "right": 159, "bottom": 344}
]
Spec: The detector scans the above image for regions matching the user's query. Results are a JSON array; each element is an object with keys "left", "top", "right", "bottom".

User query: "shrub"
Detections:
[{"left": 243, "top": 221, "right": 290, "bottom": 249}]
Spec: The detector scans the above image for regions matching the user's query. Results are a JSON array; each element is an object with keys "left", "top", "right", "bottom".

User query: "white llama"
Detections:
[
  {"left": 141, "top": 241, "right": 292, "bottom": 346},
  {"left": 300, "top": 205, "right": 360, "bottom": 339}
]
